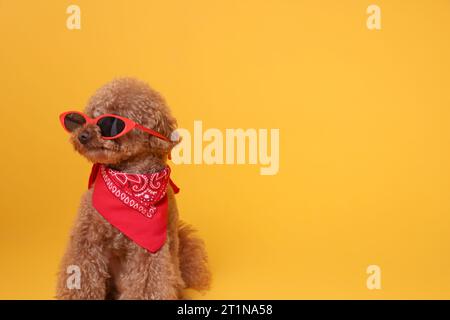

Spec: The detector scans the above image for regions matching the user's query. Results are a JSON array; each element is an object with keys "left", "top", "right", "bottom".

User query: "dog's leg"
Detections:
[
  {"left": 56, "top": 240, "right": 110, "bottom": 299},
  {"left": 166, "top": 192, "right": 185, "bottom": 293},
  {"left": 116, "top": 242, "right": 183, "bottom": 300},
  {"left": 56, "top": 191, "right": 111, "bottom": 300}
]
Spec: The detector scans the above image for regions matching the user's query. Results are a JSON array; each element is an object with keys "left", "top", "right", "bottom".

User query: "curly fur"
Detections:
[
  {"left": 56, "top": 78, "right": 211, "bottom": 299},
  {"left": 178, "top": 222, "right": 211, "bottom": 291}
]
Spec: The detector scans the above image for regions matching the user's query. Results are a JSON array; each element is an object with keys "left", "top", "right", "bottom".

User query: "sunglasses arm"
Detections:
[{"left": 135, "top": 124, "right": 171, "bottom": 142}]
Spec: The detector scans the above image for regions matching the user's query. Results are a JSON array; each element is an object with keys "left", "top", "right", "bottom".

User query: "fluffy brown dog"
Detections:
[{"left": 56, "top": 78, "right": 210, "bottom": 299}]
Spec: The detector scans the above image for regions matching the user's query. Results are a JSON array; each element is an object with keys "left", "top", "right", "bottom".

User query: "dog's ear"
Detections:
[{"left": 148, "top": 105, "right": 179, "bottom": 156}]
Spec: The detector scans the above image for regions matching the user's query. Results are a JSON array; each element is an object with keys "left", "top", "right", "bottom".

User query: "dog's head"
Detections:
[{"left": 69, "top": 78, "right": 177, "bottom": 165}]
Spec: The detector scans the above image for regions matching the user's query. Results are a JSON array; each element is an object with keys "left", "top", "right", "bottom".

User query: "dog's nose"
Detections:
[{"left": 78, "top": 130, "right": 91, "bottom": 144}]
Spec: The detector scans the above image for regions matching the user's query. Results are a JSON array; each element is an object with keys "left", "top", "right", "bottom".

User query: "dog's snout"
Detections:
[{"left": 78, "top": 130, "right": 91, "bottom": 144}]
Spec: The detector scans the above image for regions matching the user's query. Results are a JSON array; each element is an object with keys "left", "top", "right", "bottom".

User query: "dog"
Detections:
[{"left": 56, "top": 78, "right": 210, "bottom": 299}]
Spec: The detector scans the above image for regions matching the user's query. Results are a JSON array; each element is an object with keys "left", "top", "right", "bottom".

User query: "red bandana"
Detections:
[{"left": 88, "top": 163, "right": 179, "bottom": 253}]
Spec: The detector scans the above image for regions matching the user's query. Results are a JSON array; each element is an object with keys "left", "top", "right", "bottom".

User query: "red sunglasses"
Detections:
[{"left": 59, "top": 111, "right": 170, "bottom": 141}]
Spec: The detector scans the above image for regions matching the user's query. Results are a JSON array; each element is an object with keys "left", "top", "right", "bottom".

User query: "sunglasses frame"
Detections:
[{"left": 59, "top": 111, "right": 170, "bottom": 141}]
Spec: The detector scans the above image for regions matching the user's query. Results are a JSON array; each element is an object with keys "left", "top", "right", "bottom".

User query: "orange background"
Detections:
[{"left": 1, "top": 0, "right": 450, "bottom": 299}]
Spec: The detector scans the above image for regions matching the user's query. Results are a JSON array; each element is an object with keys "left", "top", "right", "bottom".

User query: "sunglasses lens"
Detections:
[
  {"left": 97, "top": 117, "right": 126, "bottom": 137},
  {"left": 64, "top": 113, "right": 86, "bottom": 132}
]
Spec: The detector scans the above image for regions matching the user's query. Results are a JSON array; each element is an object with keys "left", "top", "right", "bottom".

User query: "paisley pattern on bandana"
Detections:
[
  {"left": 100, "top": 165, "right": 170, "bottom": 218},
  {"left": 90, "top": 163, "right": 178, "bottom": 253}
]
